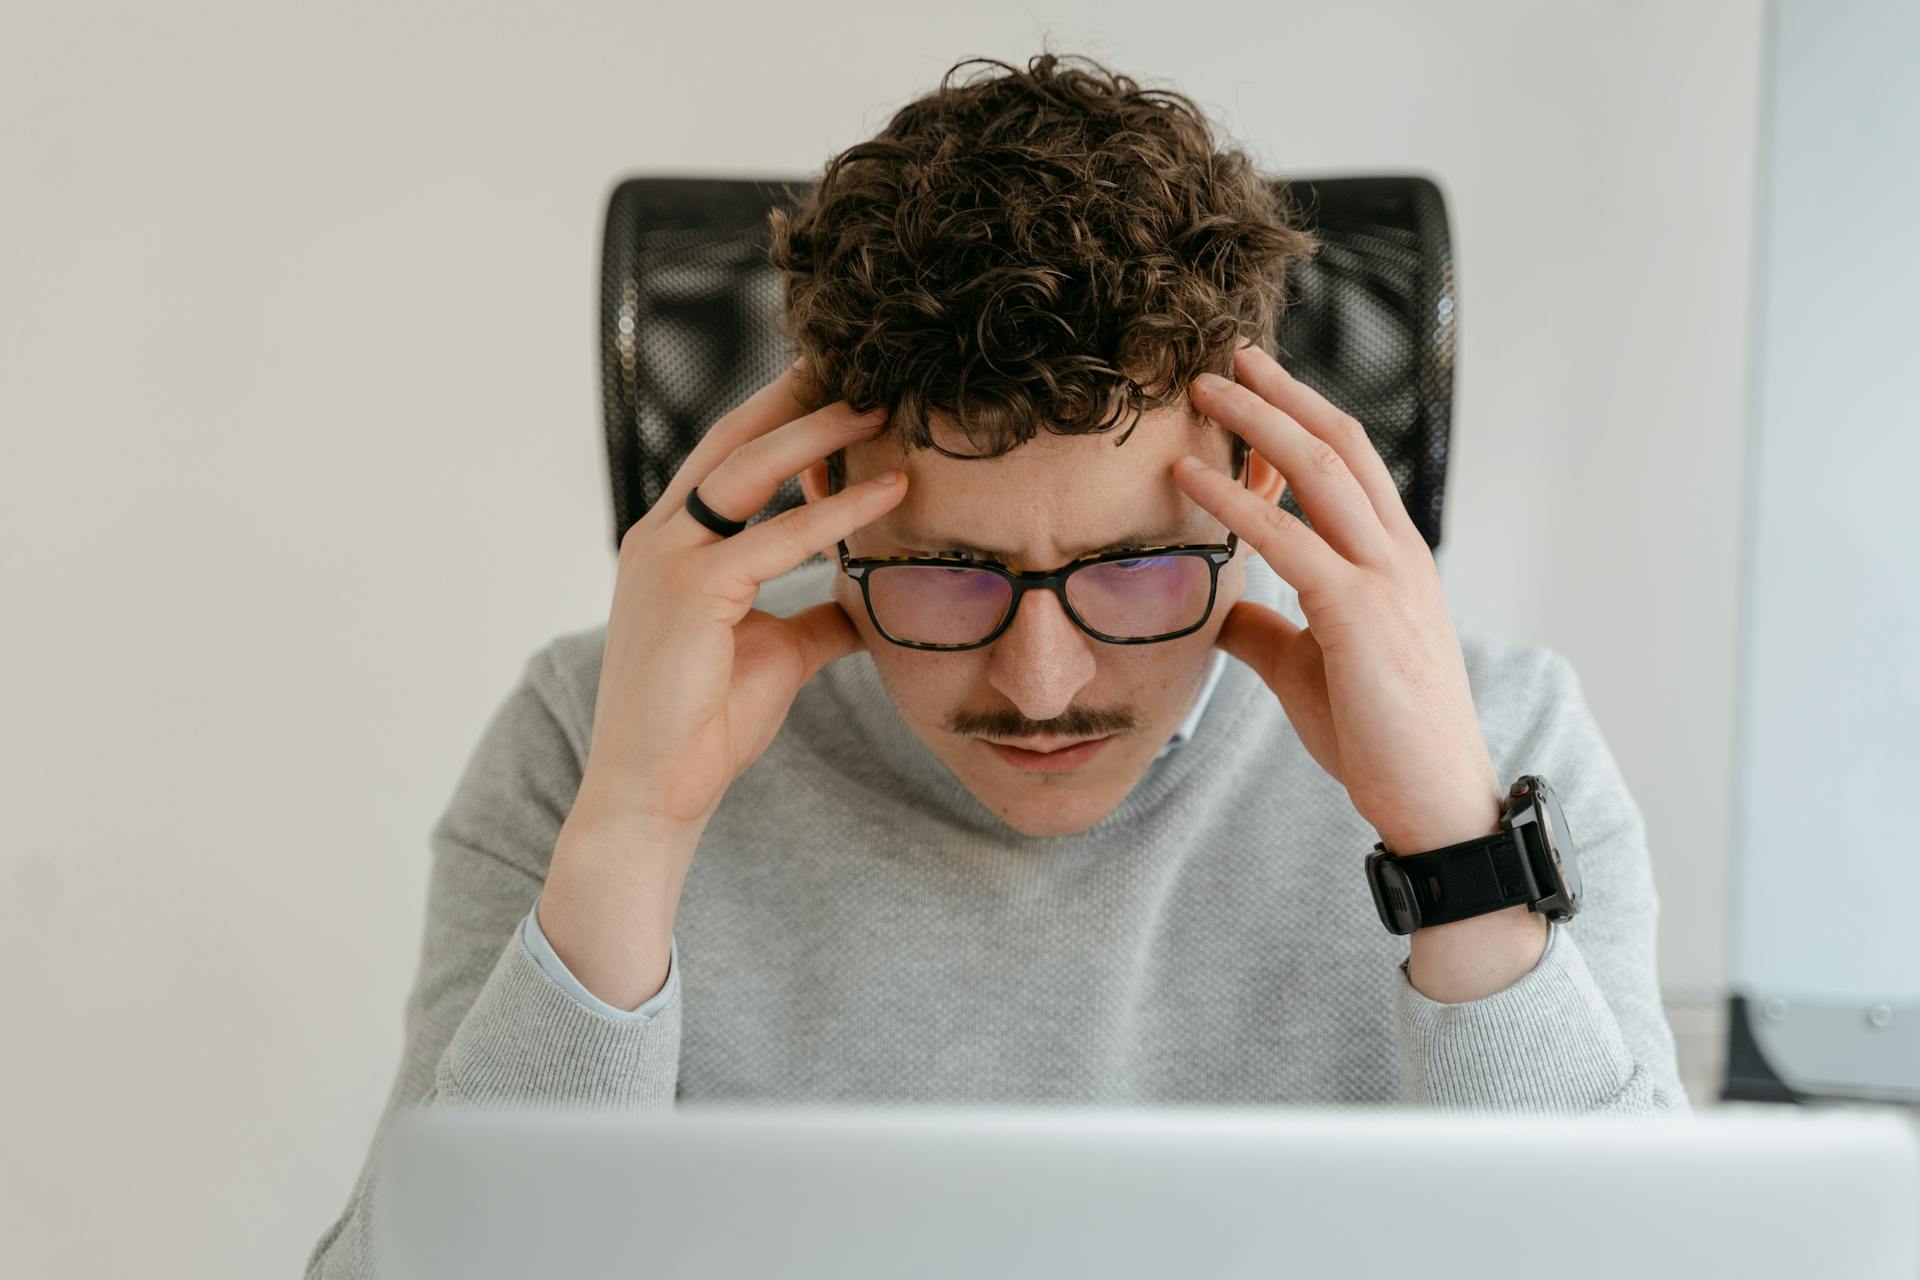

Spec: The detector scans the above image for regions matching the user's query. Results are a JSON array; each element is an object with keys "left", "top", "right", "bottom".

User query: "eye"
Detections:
[{"left": 1110, "top": 553, "right": 1178, "bottom": 572}]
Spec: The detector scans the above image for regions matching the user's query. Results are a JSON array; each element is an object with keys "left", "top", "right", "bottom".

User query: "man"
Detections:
[{"left": 308, "top": 51, "right": 1687, "bottom": 1278}]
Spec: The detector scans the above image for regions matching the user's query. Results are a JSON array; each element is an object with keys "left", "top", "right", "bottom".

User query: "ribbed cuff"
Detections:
[
  {"left": 433, "top": 925, "right": 681, "bottom": 1110},
  {"left": 1394, "top": 919, "right": 1641, "bottom": 1112}
]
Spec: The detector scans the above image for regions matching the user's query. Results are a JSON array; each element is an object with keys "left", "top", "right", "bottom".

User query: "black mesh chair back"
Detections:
[{"left": 599, "top": 175, "right": 1454, "bottom": 554}]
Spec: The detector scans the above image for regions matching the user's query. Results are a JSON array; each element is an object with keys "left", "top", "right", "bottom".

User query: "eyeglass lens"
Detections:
[{"left": 864, "top": 554, "right": 1214, "bottom": 645}]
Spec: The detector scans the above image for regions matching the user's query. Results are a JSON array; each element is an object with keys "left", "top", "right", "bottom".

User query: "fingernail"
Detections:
[
  {"left": 1194, "top": 372, "right": 1231, "bottom": 393},
  {"left": 1181, "top": 454, "right": 1213, "bottom": 472},
  {"left": 873, "top": 469, "right": 901, "bottom": 484}
]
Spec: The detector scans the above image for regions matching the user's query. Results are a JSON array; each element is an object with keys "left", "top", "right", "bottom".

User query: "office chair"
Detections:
[{"left": 597, "top": 175, "right": 1455, "bottom": 555}]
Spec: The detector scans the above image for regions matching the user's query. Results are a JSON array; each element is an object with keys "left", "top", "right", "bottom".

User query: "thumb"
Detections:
[
  {"left": 1215, "top": 599, "right": 1300, "bottom": 689},
  {"left": 782, "top": 599, "right": 865, "bottom": 685}
]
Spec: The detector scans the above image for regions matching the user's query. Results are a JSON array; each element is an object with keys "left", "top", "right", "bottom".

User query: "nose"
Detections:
[{"left": 985, "top": 586, "right": 1098, "bottom": 722}]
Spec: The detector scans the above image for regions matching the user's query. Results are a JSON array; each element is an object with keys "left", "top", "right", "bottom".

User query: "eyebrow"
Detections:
[{"left": 881, "top": 516, "right": 1212, "bottom": 561}]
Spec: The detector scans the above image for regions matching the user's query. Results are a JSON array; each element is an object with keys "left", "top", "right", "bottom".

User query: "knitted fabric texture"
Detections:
[{"left": 306, "top": 551, "right": 1688, "bottom": 1278}]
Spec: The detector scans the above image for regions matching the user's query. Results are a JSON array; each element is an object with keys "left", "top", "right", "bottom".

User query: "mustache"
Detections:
[{"left": 947, "top": 706, "right": 1138, "bottom": 740}]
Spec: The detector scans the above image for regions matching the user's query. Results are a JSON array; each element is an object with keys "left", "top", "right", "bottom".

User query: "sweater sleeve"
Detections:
[
  {"left": 522, "top": 898, "right": 678, "bottom": 1020},
  {"left": 1391, "top": 647, "right": 1692, "bottom": 1115},
  {"left": 304, "top": 643, "right": 682, "bottom": 1280}
]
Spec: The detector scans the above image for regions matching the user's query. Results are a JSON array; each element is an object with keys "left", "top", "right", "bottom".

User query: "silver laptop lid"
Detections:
[{"left": 375, "top": 1102, "right": 1920, "bottom": 1280}]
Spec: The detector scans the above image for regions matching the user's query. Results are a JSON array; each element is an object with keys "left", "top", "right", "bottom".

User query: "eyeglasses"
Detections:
[{"left": 835, "top": 461, "right": 1247, "bottom": 652}]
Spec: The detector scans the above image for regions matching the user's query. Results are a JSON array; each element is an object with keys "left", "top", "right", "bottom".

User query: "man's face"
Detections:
[{"left": 801, "top": 399, "right": 1280, "bottom": 838}]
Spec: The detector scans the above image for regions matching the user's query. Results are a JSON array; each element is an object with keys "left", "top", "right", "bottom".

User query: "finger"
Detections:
[
  {"left": 665, "top": 398, "right": 890, "bottom": 550},
  {"left": 780, "top": 599, "right": 865, "bottom": 683},
  {"left": 1175, "top": 453, "right": 1352, "bottom": 602},
  {"left": 1213, "top": 598, "right": 1303, "bottom": 690},
  {"left": 1230, "top": 346, "right": 1424, "bottom": 546},
  {"left": 1189, "top": 370, "right": 1396, "bottom": 567},
  {"left": 640, "top": 362, "right": 826, "bottom": 538},
  {"left": 711, "top": 468, "right": 908, "bottom": 586}
]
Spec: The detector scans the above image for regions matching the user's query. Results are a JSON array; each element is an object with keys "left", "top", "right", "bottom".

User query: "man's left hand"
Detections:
[{"left": 1176, "top": 342, "right": 1504, "bottom": 856}]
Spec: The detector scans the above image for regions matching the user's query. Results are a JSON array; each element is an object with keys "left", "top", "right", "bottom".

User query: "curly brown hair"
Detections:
[{"left": 767, "top": 51, "right": 1320, "bottom": 491}]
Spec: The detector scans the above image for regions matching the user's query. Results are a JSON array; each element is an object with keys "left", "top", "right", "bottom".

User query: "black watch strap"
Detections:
[{"left": 1366, "top": 827, "right": 1539, "bottom": 935}]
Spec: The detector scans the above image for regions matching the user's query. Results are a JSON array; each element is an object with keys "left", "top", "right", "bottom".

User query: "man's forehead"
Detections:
[
  {"left": 874, "top": 507, "right": 1214, "bottom": 560},
  {"left": 840, "top": 402, "right": 1231, "bottom": 481},
  {"left": 850, "top": 423, "right": 1235, "bottom": 558}
]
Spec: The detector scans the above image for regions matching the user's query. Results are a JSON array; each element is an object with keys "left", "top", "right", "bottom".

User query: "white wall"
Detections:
[
  {"left": 1730, "top": 0, "right": 1920, "bottom": 1090},
  {"left": 0, "top": 2, "right": 1763, "bottom": 1274}
]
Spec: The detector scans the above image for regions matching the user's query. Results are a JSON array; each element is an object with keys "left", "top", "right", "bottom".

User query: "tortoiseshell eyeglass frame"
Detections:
[{"left": 835, "top": 454, "right": 1249, "bottom": 652}]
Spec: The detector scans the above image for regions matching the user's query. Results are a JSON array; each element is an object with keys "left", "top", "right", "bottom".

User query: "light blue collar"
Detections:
[{"left": 1154, "top": 648, "right": 1229, "bottom": 761}]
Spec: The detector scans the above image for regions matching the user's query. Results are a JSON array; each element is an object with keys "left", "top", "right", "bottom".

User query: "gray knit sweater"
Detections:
[{"left": 306, "top": 551, "right": 1689, "bottom": 1278}]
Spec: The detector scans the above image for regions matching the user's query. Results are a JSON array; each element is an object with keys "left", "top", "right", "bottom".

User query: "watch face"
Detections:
[{"left": 1536, "top": 778, "right": 1581, "bottom": 906}]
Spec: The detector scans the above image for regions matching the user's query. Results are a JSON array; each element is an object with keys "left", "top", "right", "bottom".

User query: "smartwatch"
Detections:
[{"left": 1364, "top": 774, "right": 1582, "bottom": 936}]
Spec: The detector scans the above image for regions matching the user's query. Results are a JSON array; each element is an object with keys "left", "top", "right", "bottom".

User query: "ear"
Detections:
[
  {"left": 1244, "top": 446, "right": 1286, "bottom": 505},
  {"left": 799, "top": 456, "right": 831, "bottom": 505}
]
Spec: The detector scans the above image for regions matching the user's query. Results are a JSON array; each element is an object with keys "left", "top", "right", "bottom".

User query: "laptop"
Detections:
[{"left": 374, "top": 1101, "right": 1919, "bottom": 1278}]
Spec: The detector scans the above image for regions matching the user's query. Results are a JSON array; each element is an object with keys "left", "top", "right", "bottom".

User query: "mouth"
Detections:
[{"left": 981, "top": 734, "right": 1115, "bottom": 773}]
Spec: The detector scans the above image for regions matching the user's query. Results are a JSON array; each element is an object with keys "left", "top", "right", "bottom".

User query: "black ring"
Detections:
[{"left": 684, "top": 485, "right": 750, "bottom": 538}]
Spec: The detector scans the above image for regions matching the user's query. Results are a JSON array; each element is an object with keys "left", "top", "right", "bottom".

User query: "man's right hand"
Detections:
[{"left": 540, "top": 364, "right": 905, "bottom": 1010}]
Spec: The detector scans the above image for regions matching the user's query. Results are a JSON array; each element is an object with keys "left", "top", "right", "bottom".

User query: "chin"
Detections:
[
  {"left": 972, "top": 778, "right": 1132, "bottom": 838},
  {"left": 937, "top": 735, "right": 1153, "bottom": 838}
]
